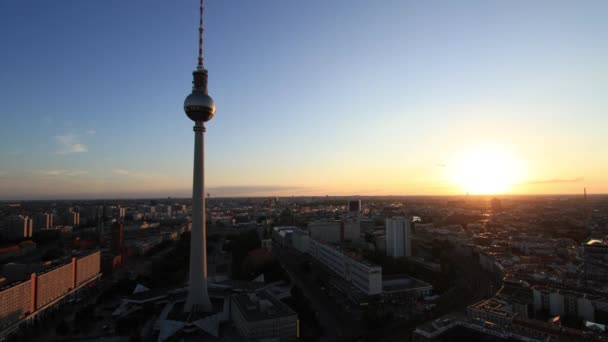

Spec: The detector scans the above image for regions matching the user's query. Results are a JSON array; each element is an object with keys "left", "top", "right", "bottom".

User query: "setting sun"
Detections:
[{"left": 447, "top": 145, "right": 523, "bottom": 195}]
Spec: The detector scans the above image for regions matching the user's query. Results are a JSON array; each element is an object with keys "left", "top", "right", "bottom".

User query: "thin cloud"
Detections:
[
  {"left": 86, "top": 130, "right": 96, "bottom": 135},
  {"left": 54, "top": 134, "right": 88, "bottom": 154},
  {"left": 112, "top": 169, "right": 130, "bottom": 175},
  {"left": 35, "top": 170, "right": 88, "bottom": 176},
  {"left": 526, "top": 177, "right": 583, "bottom": 185},
  {"left": 36, "top": 170, "right": 68, "bottom": 176},
  {"left": 207, "top": 185, "right": 317, "bottom": 197},
  {"left": 66, "top": 170, "right": 88, "bottom": 176}
]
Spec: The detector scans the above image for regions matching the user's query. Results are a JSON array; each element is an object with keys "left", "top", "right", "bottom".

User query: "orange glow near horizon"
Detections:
[{"left": 447, "top": 145, "right": 523, "bottom": 195}]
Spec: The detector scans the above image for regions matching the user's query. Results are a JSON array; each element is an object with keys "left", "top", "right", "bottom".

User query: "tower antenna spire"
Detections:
[{"left": 197, "top": 0, "right": 205, "bottom": 70}]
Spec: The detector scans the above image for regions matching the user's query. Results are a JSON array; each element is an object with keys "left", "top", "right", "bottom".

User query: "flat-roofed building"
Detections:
[
  {"left": 0, "top": 250, "right": 101, "bottom": 339},
  {"left": 1, "top": 216, "right": 33, "bottom": 241},
  {"left": 532, "top": 285, "right": 605, "bottom": 322},
  {"left": 308, "top": 221, "right": 341, "bottom": 243},
  {"left": 385, "top": 217, "right": 411, "bottom": 258},
  {"left": 383, "top": 274, "right": 433, "bottom": 299},
  {"left": 36, "top": 263, "right": 73, "bottom": 308},
  {"left": 75, "top": 251, "right": 101, "bottom": 287},
  {"left": 272, "top": 226, "right": 297, "bottom": 248},
  {"left": 343, "top": 220, "right": 361, "bottom": 242},
  {"left": 291, "top": 230, "right": 309, "bottom": 254},
  {"left": 467, "top": 298, "right": 517, "bottom": 327},
  {"left": 231, "top": 290, "right": 297, "bottom": 341},
  {"left": 348, "top": 199, "right": 361, "bottom": 213},
  {"left": 308, "top": 239, "right": 382, "bottom": 295},
  {"left": 0, "top": 280, "right": 31, "bottom": 331}
]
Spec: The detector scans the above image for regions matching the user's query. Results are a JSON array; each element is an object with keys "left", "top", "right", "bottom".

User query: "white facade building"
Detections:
[
  {"left": 308, "top": 220, "right": 361, "bottom": 243},
  {"left": 272, "top": 226, "right": 297, "bottom": 248},
  {"left": 291, "top": 231, "right": 310, "bottom": 254},
  {"left": 532, "top": 286, "right": 606, "bottom": 322},
  {"left": 343, "top": 221, "right": 361, "bottom": 242},
  {"left": 308, "top": 221, "right": 341, "bottom": 243},
  {"left": 308, "top": 239, "right": 382, "bottom": 295},
  {"left": 385, "top": 217, "right": 411, "bottom": 258},
  {"left": 231, "top": 290, "right": 297, "bottom": 341}
]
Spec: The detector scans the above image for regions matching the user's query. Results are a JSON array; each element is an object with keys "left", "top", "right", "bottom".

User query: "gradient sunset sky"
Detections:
[{"left": 0, "top": 0, "right": 606, "bottom": 199}]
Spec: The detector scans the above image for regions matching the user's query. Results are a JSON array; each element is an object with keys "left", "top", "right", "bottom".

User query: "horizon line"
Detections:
[{"left": 1, "top": 192, "right": 605, "bottom": 202}]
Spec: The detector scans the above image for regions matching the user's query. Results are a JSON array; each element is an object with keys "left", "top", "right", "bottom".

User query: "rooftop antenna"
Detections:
[
  {"left": 584, "top": 187, "right": 590, "bottom": 231},
  {"left": 584, "top": 187, "right": 587, "bottom": 201}
]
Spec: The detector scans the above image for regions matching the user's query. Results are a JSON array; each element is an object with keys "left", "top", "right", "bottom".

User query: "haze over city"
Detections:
[
  {"left": 1, "top": 0, "right": 606, "bottom": 200},
  {"left": 3, "top": 1, "right": 608, "bottom": 342}
]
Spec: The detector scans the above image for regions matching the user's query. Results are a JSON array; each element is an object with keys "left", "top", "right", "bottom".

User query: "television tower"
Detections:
[
  {"left": 184, "top": 0, "right": 215, "bottom": 313},
  {"left": 584, "top": 187, "right": 590, "bottom": 230}
]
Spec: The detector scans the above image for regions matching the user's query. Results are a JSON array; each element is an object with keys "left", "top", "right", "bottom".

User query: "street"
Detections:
[{"left": 275, "top": 245, "right": 364, "bottom": 342}]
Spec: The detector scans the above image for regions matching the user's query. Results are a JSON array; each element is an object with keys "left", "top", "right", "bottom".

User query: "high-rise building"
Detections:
[
  {"left": 111, "top": 222, "right": 123, "bottom": 254},
  {"left": 32, "top": 212, "right": 52, "bottom": 232},
  {"left": 118, "top": 206, "right": 126, "bottom": 219},
  {"left": 69, "top": 211, "right": 80, "bottom": 226},
  {"left": 45, "top": 212, "right": 53, "bottom": 229},
  {"left": 27, "top": 218, "right": 33, "bottom": 238},
  {"left": 348, "top": 199, "right": 362, "bottom": 213},
  {"left": 1, "top": 215, "right": 33, "bottom": 240},
  {"left": 308, "top": 221, "right": 341, "bottom": 243},
  {"left": 386, "top": 217, "right": 411, "bottom": 258},
  {"left": 102, "top": 205, "right": 114, "bottom": 218}
]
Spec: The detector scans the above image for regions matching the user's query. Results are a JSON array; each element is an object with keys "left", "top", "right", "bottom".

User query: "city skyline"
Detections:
[{"left": 1, "top": 0, "right": 607, "bottom": 200}]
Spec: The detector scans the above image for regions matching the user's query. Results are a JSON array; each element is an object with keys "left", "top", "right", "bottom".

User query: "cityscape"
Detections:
[{"left": 1, "top": 1, "right": 607, "bottom": 342}]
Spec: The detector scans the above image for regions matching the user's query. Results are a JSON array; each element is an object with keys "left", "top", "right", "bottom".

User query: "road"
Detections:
[{"left": 275, "top": 246, "right": 363, "bottom": 342}]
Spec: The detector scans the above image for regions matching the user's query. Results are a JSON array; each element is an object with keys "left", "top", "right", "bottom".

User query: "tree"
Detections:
[
  {"left": 231, "top": 230, "right": 261, "bottom": 279},
  {"left": 55, "top": 319, "right": 69, "bottom": 336},
  {"left": 42, "top": 248, "right": 64, "bottom": 261},
  {"left": 129, "top": 334, "right": 142, "bottom": 342},
  {"left": 291, "top": 285, "right": 303, "bottom": 300},
  {"left": 362, "top": 305, "right": 393, "bottom": 329},
  {"left": 299, "top": 261, "right": 311, "bottom": 273}
]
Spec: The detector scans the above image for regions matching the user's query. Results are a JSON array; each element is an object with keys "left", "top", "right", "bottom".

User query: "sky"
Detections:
[{"left": 0, "top": 0, "right": 607, "bottom": 199}]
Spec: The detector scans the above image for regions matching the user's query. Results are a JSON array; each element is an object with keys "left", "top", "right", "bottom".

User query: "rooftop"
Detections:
[
  {"left": 232, "top": 289, "right": 296, "bottom": 322},
  {"left": 469, "top": 298, "right": 516, "bottom": 319},
  {"left": 382, "top": 274, "right": 432, "bottom": 293}
]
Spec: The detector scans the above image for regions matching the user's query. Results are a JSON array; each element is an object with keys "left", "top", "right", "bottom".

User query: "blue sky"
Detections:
[{"left": 1, "top": 0, "right": 607, "bottom": 199}]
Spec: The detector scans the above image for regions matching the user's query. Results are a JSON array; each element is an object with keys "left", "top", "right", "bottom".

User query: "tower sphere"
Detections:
[{"left": 184, "top": 92, "right": 215, "bottom": 122}]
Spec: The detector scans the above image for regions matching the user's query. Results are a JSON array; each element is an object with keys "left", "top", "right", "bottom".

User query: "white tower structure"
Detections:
[
  {"left": 386, "top": 217, "right": 411, "bottom": 258},
  {"left": 184, "top": 0, "right": 215, "bottom": 313}
]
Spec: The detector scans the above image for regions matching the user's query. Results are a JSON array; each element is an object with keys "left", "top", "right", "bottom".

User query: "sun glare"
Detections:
[{"left": 447, "top": 145, "right": 522, "bottom": 195}]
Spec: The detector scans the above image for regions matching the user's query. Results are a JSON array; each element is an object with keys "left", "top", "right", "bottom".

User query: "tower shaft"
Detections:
[{"left": 185, "top": 121, "right": 212, "bottom": 312}]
